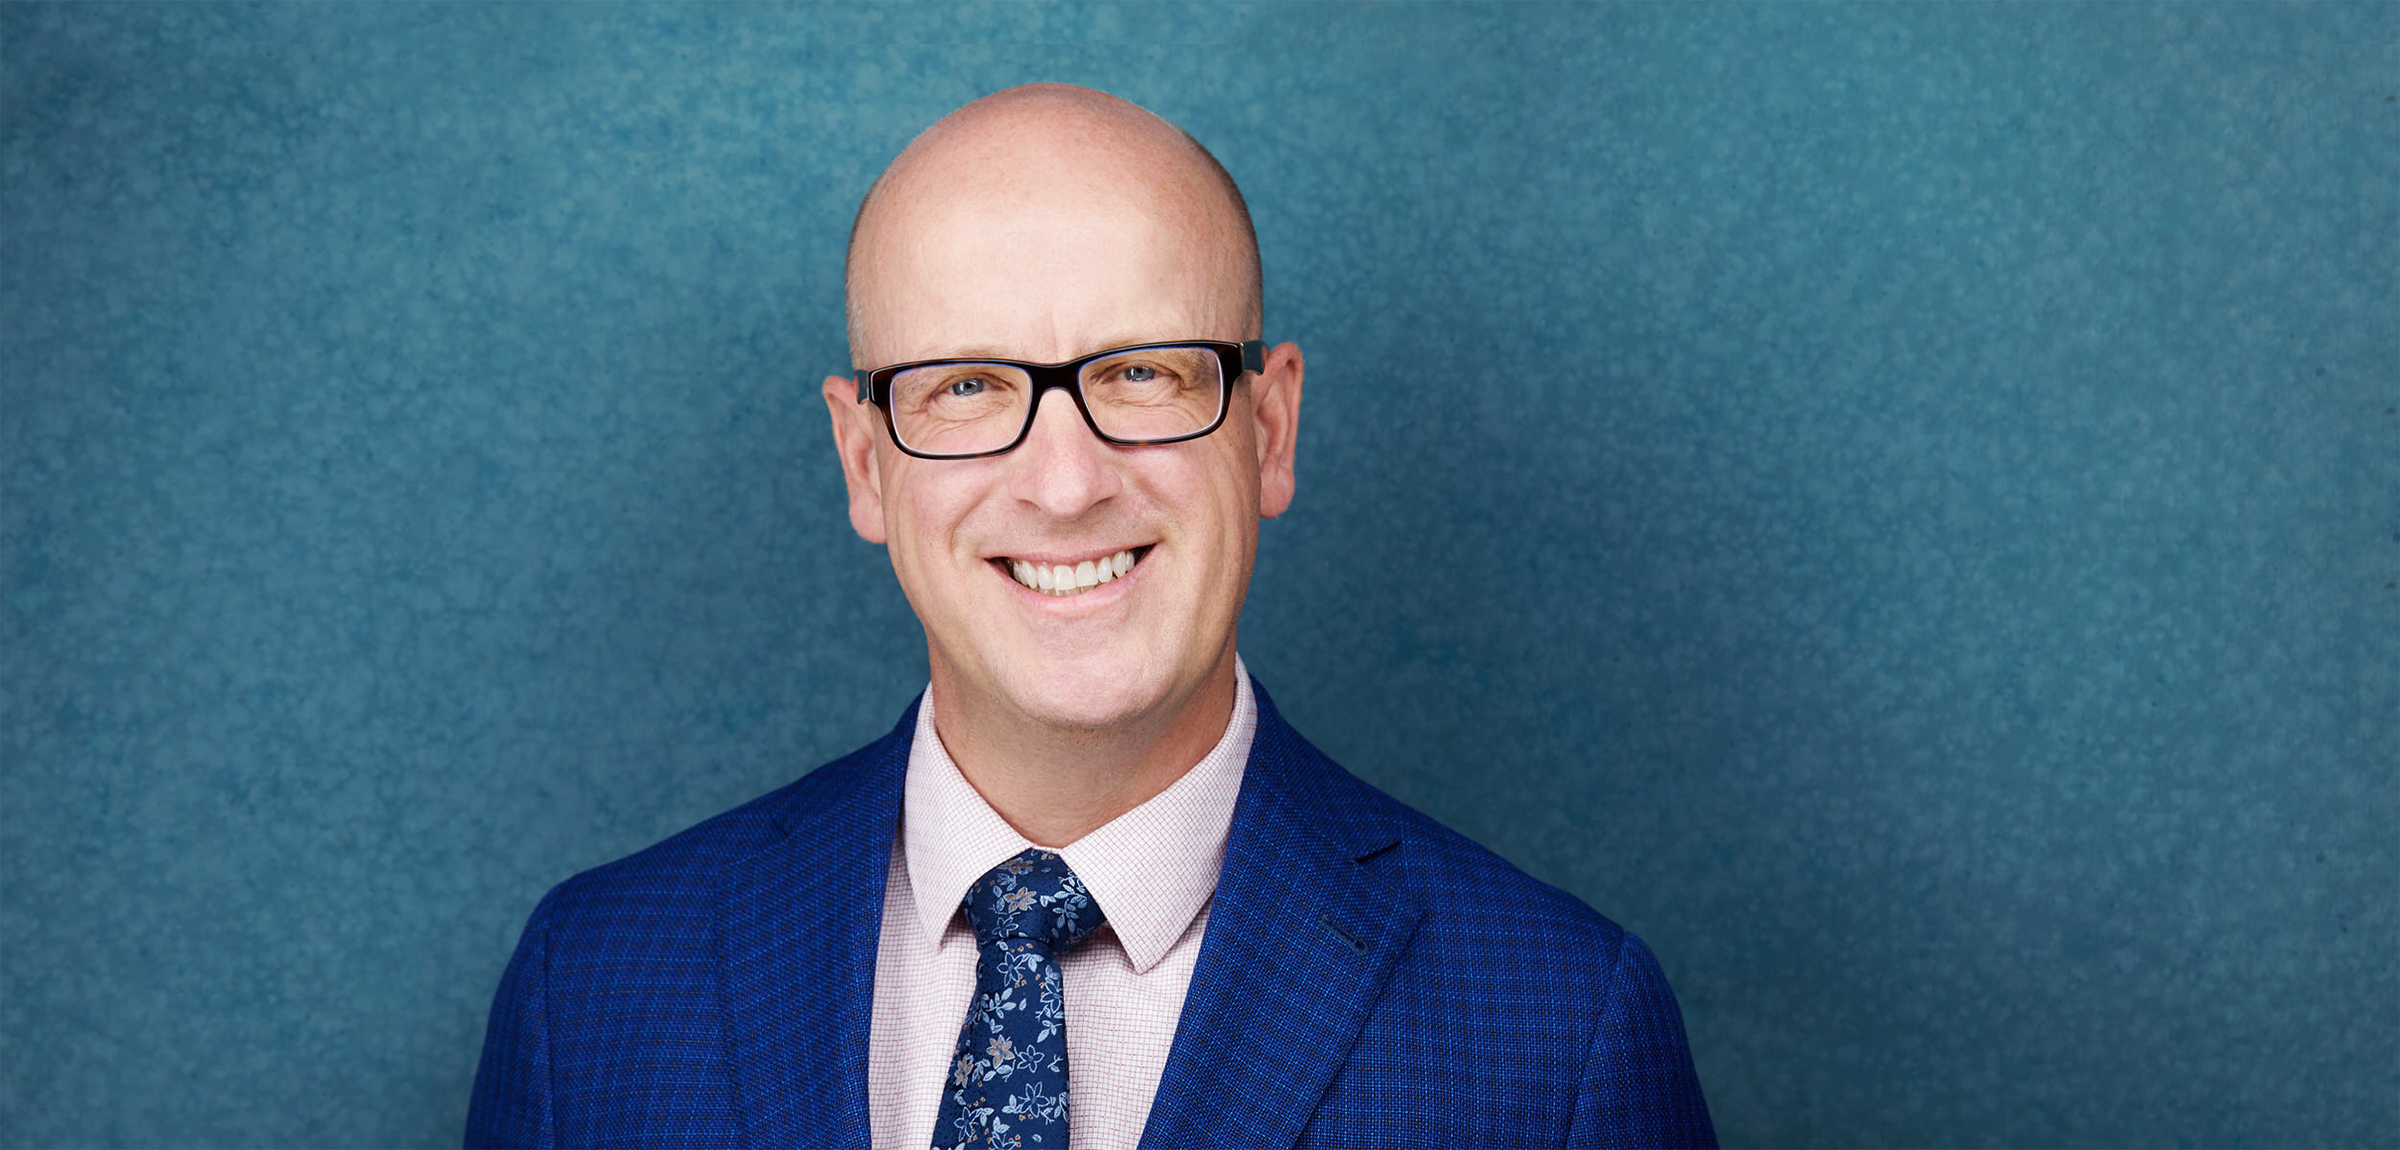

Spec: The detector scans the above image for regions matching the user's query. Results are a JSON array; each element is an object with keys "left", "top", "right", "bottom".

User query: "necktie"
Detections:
[{"left": 930, "top": 848, "right": 1107, "bottom": 1150}]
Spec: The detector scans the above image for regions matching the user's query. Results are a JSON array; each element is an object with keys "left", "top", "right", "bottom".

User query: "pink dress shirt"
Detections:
[{"left": 868, "top": 659, "right": 1257, "bottom": 1150}]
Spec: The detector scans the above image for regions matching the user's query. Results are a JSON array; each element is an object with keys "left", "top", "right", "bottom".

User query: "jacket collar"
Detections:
[
  {"left": 709, "top": 679, "right": 1422, "bottom": 1150},
  {"left": 713, "top": 701, "right": 914, "bottom": 1150},
  {"left": 1138, "top": 679, "right": 1423, "bottom": 1149}
]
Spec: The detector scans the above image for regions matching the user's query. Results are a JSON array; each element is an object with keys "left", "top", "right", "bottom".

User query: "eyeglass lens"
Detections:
[{"left": 887, "top": 345, "right": 1225, "bottom": 456}]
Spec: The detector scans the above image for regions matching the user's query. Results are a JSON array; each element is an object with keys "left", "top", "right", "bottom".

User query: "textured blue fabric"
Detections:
[
  {"left": 932, "top": 850, "right": 1106, "bottom": 1150},
  {"left": 465, "top": 678, "right": 1715, "bottom": 1148}
]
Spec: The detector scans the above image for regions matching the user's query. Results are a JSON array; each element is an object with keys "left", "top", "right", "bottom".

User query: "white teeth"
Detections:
[{"left": 1004, "top": 549, "right": 1141, "bottom": 596}]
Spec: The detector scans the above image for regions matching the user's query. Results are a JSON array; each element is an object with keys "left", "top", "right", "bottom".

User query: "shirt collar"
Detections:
[{"left": 902, "top": 657, "right": 1255, "bottom": 974}]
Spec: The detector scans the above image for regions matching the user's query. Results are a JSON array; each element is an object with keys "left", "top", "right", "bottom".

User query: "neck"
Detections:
[{"left": 927, "top": 646, "right": 1240, "bottom": 848}]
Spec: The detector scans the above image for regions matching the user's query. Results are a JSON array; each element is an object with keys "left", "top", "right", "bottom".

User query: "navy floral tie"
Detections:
[{"left": 931, "top": 849, "right": 1107, "bottom": 1150}]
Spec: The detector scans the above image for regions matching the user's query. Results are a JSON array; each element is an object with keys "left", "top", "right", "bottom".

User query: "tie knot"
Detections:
[{"left": 960, "top": 848, "right": 1106, "bottom": 952}]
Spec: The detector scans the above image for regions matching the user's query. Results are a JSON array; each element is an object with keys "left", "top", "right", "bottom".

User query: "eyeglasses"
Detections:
[{"left": 854, "top": 340, "right": 1267, "bottom": 460}]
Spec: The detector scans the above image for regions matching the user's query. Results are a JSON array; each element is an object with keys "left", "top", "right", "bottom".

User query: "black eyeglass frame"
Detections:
[{"left": 854, "top": 339, "right": 1268, "bottom": 460}]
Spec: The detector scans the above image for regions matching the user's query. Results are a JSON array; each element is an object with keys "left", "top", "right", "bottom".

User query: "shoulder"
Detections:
[
  {"left": 1243, "top": 687, "right": 1711, "bottom": 1140},
  {"left": 1249, "top": 682, "right": 1643, "bottom": 989},
  {"left": 1360, "top": 768, "right": 1637, "bottom": 977},
  {"left": 1348, "top": 792, "right": 1705, "bottom": 1129},
  {"left": 523, "top": 709, "right": 910, "bottom": 944}
]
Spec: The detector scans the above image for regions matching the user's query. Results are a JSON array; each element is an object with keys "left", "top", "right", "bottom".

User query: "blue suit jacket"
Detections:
[{"left": 467, "top": 679, "right": 1715, "bottom": 1148}]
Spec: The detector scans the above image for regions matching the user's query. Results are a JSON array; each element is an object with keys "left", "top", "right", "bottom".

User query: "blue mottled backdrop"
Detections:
[{"left": 3, "top": 4, "right": 2393, "bottom": 1146}]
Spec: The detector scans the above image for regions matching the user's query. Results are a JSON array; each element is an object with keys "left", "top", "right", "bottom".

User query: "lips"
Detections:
[{"left": 994, "top": 546, "right": 1150, "bottom": 597}]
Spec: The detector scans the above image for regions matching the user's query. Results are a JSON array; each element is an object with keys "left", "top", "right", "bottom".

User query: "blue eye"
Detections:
[
  {"left": 947, "top": 377, "right": 988, "bottom": 398},
  {"left": 1123, "top": 365, "right": 1157, "bottom": 382}
]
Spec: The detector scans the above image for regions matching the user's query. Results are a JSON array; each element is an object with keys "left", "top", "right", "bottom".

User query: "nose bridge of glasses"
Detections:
[{"left": 1024, "top": 366, "right": 1104, "bottom": 444}]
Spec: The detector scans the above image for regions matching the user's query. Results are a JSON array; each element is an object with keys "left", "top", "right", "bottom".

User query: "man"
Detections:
[{"left": 468, "top": 84, "right": 1714, "bottom": 1149}]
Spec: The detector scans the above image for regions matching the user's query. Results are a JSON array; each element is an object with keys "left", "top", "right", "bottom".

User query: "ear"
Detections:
[
  {"left": 1250, "top": 342, "right": 1304, "bottom": 519},
  {"left": 823, "top": 373, "right": 890, "bottom": 544}
]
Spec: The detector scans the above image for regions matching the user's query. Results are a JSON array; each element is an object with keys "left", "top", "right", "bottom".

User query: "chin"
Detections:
[{"left": 997, "top": 651, "right": 1180, "bottom": 732}]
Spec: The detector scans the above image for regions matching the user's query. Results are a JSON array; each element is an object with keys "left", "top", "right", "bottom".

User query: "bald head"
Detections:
[{"left": 844, "top": 84, "right": 1262, "bottom": 367}]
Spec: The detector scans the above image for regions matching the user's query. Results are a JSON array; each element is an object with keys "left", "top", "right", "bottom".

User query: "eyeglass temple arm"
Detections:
[{"left": 856, "top": 340, "right": 1268, "bottom": 405}]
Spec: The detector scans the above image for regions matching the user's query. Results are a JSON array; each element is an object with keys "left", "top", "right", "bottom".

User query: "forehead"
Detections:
[{"left": 850, "top": 129, "right": 1248, "bottom": 366}]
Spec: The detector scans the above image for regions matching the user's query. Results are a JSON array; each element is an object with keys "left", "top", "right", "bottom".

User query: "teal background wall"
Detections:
[{"left": 4, "top": 4, "right": 2393, "bottom": 1146}]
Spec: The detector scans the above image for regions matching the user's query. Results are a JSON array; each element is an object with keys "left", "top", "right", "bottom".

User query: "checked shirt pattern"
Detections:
[{"left": 931, "top": 849, "right": 1107, "bottom": 1150}]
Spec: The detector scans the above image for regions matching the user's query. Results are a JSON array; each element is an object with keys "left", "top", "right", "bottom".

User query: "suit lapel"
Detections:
[
  {"left": 1140, "top": 682, "right": 1424, "bottom": 1149},
  {"left": 713, "top": 705, "right": 913, "bottom": 1150}
]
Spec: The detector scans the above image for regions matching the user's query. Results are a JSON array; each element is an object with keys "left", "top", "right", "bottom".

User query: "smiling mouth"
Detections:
[{"left": 993, "top": 546, "right": 1152, "bottom": 597}]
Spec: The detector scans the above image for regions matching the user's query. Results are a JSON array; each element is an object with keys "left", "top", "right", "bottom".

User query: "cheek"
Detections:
[
  {"left": 880, "top": 466, "right": 977, "bottom": 584},
  {"left": 1202, "top": 427, "right": 1263, "bottom": 529},
  {"left": 1153, "top": 444, "right": 1260, "bottom": 578}
]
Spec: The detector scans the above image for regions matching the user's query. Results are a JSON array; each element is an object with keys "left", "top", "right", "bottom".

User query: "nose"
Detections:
[{"left": 1004, "top": 386, "right": 1120, "bottom": 517}]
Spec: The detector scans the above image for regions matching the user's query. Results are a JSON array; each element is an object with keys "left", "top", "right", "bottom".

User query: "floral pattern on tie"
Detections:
[{"left": 932, "top": 849, "right": 1106, "bottom": 1150}]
